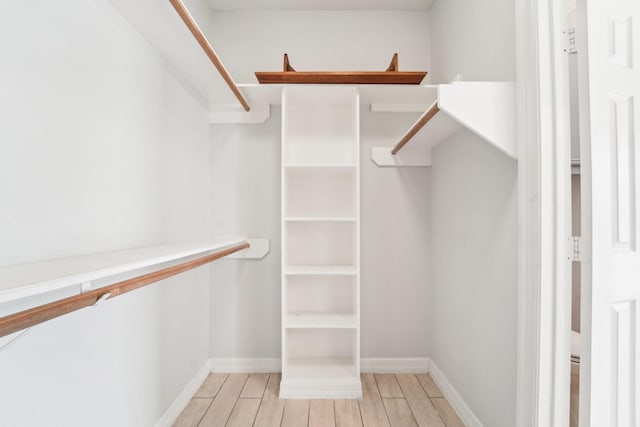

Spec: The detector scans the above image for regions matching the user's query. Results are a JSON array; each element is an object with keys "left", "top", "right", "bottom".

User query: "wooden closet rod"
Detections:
[
  {"left": 0, "top": 242, "right": 250, "bottom": 338},
  {"left": 169, "top": 0, "right": 251, "bottom": 112},
  {"left": 391, "top": 101, "right": 440, "bottom": 155}
]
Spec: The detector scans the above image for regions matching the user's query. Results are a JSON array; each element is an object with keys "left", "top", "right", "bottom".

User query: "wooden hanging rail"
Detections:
[
  {"left": 0, "top": 242, "right": 249, "bottom": 338},
  {"left": 256, "top": 53, "right": 427, "bottom": 85},
  {"left": 169, "top": 0, "right": 250, "bottom": 111},
  {"left": 391, "top": 101, "right": 440, "bottom": 154}
]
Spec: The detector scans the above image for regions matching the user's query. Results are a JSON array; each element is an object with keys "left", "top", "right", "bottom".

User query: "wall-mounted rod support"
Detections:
[
  {"left": 169, "top": 0, "right": 251, "bottom": 112},
  {"left": 391, "top": 101, "right": 440, "bottom": 155},
  {"left": 0, "top": 242, "right": 250, "bottom": 338}
]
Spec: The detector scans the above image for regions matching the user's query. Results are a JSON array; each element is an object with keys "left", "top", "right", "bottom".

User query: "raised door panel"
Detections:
[{"left": 581, "top": 0, "right": 640, "bottom": 425}]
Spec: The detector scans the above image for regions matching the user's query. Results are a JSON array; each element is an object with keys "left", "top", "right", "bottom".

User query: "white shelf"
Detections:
[
  {"left": 358, "top": 84, "right": 438, "bottom": 111},
  {"left": 285, "top": 313, "right": 357, "bottom": 329},
  {"left": 285, "top": 217, "right": 357, "bottom": 222},
  {"left": 286, "top": 222, "right": 355, "bottom": 266},
  {"left": 0, "top": 237, "right": 247, "bottom": 304},
  {"left": 438, "top": 82, "right": 517, "bottom": 158},
  {"left": 281, "top": 86, "right": 361, "bottom": 398},
  {"left": 284, "top": 86, "right": 358, "bottom": 106},
  {"left": 286, "top": 275, "right": 355, "bottom": 315},
  {"left": 285, "top": 265, "right": 358, "bottom": 276},
  {"left": 370, "top": 82, "right": 517, "bottom": 167},
  {"left": 237, "top": 84, "right": 283, "bottom": 106},
  {"left": 285, "top": 357, "right": 358, "bottom": 380}
]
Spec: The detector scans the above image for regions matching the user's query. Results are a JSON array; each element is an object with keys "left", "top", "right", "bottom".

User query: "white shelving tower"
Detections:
[{"left": 280, "top": 86, "right": 362, "bottom": 399}]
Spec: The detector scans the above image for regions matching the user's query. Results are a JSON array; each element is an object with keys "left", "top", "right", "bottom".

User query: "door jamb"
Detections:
[{"left": 515, "top": 0, "right": 573, "bottom": 425}]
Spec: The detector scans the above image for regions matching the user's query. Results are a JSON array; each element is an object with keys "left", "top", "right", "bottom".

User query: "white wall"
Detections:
[
  {"left": 207, "top": 107, "right": 431, "bottom": 359},
  {"left": 360, "top": 110, "right": 431, "bottom": 358},
  {"left": 205, "top": 10, "right": 432, "bottom": 359},
  {"left": 209, "top": 111, "right": 282, "bottom": 358},
  {"left": 206, "top": 10, "right": 432, "bottom": 103},
  {"left": 428, "top": 0, "right": 518, "bottom": 426},
  {"left": 430, "top": 0, "right": 515, "bottom": 84},
  {"left": 429, "top": 131, "right": 517, "bottom": 427},
  {"left": 0, "top": 1, "right": 211, "bottom": 425}
]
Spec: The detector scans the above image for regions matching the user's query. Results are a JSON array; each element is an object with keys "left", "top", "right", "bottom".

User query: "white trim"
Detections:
[
  {"left": 279, "top": 378, "right": 363, "bottom": 399},
  {"left": 207, "top": 357, "right": 431, "bottom": 374},
  {"left": 209, "top": 358, "right": 281, "bottom": 373},
  {"left": 515, "top": 1, "right": 543, "bottom": 423},
  {"left": 515, "top": 0, "right": 573, "bottom": 425},
  {"left": 548, "top": 0, "right": 573, "bottom": 425},
  {"left": 158, "top": 357, "right": 479, "bottom": 426},
  {"left": 428, "top": 359, "right": 483, "bottom": 427},
  {"left": 361, "top": 357, "right": 430, "bottom": 373},
  {"left": 154, "top": 361, "right": 210, "bottom": 427}
]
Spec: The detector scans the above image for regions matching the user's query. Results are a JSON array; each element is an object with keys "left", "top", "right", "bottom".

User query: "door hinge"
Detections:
[
  {"left": 569, "top": 236, "right": 582, "bottom": 261},
  {"left": 563, "top": 28, "right": 577, "bottom": 55}
]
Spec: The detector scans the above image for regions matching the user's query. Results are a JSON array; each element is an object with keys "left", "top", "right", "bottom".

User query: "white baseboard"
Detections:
[
  {"left": 207, "top": 357, "right": 430, "bottom": 373},
  {"left": 156, "top": 357, "right": 481, "bottom": 427},
  {"left": 362, "top": 357, "right": 430, "bottom": 373},
  {"left": 209, "top": 358, "right": 281, "bottom": 373},
  {"left": 280, "top": 378, "right": 363, "bottom": 399},
  {"left": 427, "top": 359, "right": 483, "bottom": 427},
  {"left": 154, "top": 361, "right": 210, "bottom": 427}
]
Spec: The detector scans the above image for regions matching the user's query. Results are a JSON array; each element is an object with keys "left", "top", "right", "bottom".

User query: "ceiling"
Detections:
[{"left": 207, "top": 0, "right": 435, "bottom": 11}]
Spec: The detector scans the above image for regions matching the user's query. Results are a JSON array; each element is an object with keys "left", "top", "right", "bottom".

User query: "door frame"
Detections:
[{"left": 515, "top": 0, "right": 574, "bottom": 425}]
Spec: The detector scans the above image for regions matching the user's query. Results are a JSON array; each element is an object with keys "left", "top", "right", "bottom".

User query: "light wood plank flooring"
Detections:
[
  {"left": 570, "top": 364, "right": 579, "bottom": 427},
  {"left": 174, "top": 373, "right": 465, "bottom": 427}
]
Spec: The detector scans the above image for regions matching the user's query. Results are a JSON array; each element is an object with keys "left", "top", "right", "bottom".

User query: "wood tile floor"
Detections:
[
  {"left": 174, "top": 373, "right": 465, "bottom": 427},
  {"left": 570, "top": 365, "right": 579, "bottom": 427}
]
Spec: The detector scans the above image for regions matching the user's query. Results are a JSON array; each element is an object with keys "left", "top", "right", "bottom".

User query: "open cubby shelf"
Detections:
[
  {"left": 286, "top": 222, "right": 356, "bottom": 266},
  {"left": 284, "top": 328, "right": 358, "bottom": 383},
  {"left": 285, "top": 314, "right": 358, "bottom": 329},
  {"left": 286, "top": 276, "right": 356, "bottom": 326},
  {"left": 285, "top": 357, "right": 358, "bottom": 381},
  {"left": 281, "top": 86, "right": 362, "bottom": 398},
  {"left": 285, "top": 168, "right": 357, "bottom": 218}
]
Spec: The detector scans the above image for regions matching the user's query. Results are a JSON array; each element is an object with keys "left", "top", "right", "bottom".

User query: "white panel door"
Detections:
[{"left": 579, "top": 0, "right": 640, "bottom": 425}]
